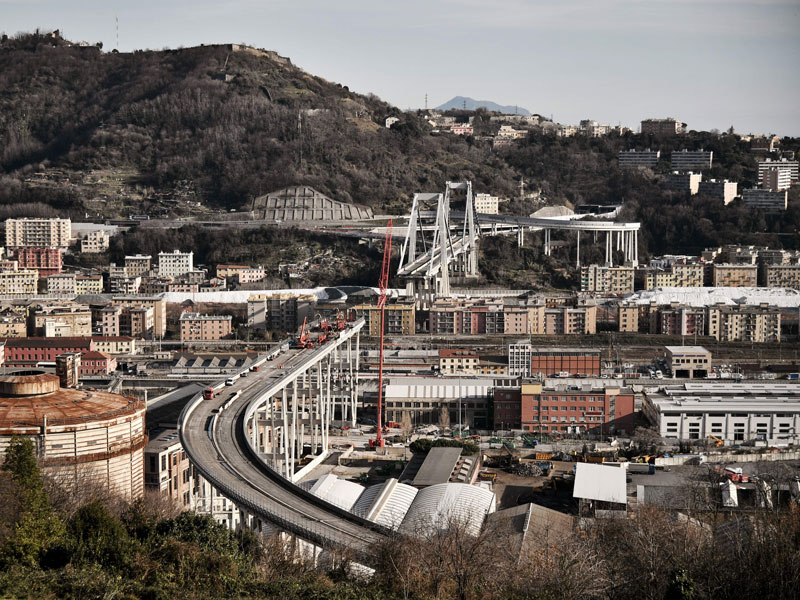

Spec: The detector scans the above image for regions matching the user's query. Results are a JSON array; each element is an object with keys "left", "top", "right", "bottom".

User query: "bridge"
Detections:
[
  {"left": 397, "top": 181, "right": 641, "bottom": 307},
  {"left": 178, "top": 318, "right": 390, "bottom": 558}
]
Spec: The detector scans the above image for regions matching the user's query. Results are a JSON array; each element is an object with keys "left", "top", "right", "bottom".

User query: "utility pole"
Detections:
[
  {"left": 425, "top": 93, "right": 428, "bottom": 111},
  {"left": 115, "top": 15, "right": 119, "bottom": 51}
]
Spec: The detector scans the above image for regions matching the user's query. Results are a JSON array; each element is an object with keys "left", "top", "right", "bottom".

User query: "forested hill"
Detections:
[{"left": 0, "top": 32, "right": 518, "bottom": 216}]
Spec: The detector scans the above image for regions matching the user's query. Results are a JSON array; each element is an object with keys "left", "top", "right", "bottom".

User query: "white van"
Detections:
[{"left": 225, "top": 378, "right": 235, "bottom": 386}]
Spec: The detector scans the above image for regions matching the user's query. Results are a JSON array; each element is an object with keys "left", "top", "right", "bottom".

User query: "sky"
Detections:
[{"left": 3, "top": 0, "right": 800, "bottom": 135}]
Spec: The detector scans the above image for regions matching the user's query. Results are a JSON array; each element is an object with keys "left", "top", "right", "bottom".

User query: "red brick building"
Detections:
[
  {"left": 78, "top": 350, "right": 117, "bottom": 375},
  {"left": 518, "top": 380, "right": 636, "bottom": 435},
  {"left": 8, "top": 247, "right": 63, "bottom": 276},
  {"left": 492, "top": 388, "right": 521, "bottom": 430},
  {"left": 1, "top": 337, "right": 94, "bottom": 366}
]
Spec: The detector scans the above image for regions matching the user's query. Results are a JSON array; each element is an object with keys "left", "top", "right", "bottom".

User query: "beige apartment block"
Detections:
[
  {"left": 0, "top": 314, "right": 27, "bottom": 337},
  {"left": 5, "top": 218, "right": 71, "bottom": 248},
  {"left": 641, "top": 117, "right": 684, "bottom": 135},
  {"left": 179, "top": 312, "right": 232, "bottom": 342},
  {"left": 713, "top": 264, "right": 758, "bottom": 287},
  {"left": 92, "top": 336, "right": 137, "bottom": 355},
  {"left": 618, "top": 304, "right": 639, "bottom": 332},
  {"left": 46, "top": 273, "right": 77, "bottom": 296},
  {"left": 707, "top": 303, "right": 780, "bottom": 343},
  {"left": 144, "top": 429, "right": 194, "bottom": 508},
  {"left": 113, "top": 296, "right": 167, "bottom": 337},
  {"left": 354, "top": 301, "right": 416, "bottom": 336},
  {"left": 124, "top": 255, "right": 152, "bottom": 277},
  {"left": 76, "top": 275, "right": 103, "bottom": 295},
  {"left": 247, "top": 293, "right": 317, "bottom": 332},
  {"left": 764, "top": 265, "right": 800, "bottom": 288},
  {"left": 581, "top": 265, "right": 635, "bottom": 294},
  {"left": 32, "top": 305, "right": 92, "bottom": 337},
  {"left": 0, "top": 270, "right": 38, "bottom": 296},
  {"left": 100, "top": 306, "right": 122, "bottom": 337},
  {"left": 438, "top": 349, "right": 479, "bottom": 374},
  {"left": 158, "top": 250, "right": 194, "bottom": 278},
  {"left": 122, "top": 306, "right": 155, "bottom": 338},
  {"left": 81, "top": 230, "right": 110, "bottom": 253},
  {"left": 473, "top": 193, "right": 500, "bottom": 214}
]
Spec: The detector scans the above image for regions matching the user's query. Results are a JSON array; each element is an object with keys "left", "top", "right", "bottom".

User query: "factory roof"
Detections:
[{"left": 625, "top": 287, "right": 800, "bottom": 308}]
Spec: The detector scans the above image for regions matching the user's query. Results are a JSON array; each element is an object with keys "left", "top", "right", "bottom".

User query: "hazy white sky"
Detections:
[{"left": 3, "top": 0, "right": 799, "bottom": 135}]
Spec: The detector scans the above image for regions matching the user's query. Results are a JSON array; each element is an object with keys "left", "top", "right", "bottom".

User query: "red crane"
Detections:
[{"left": 371, "top": 219, "right": 392, "bottom": 449}]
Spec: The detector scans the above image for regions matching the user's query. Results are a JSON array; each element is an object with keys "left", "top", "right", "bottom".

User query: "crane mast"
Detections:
[{"left": 374, "top": 219, "right": 392, "bottom": 448}]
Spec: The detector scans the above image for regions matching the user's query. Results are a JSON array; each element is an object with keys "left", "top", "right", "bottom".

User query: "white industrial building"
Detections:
[
  {"left": 643, "top": 382, "right": 800, "bottom": 445},
  {"left": 300, "top": 476, "right": 495, "bottom": 536}
]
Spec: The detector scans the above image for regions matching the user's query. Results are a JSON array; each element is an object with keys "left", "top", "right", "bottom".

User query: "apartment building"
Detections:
[
  {"left": 31, "top": 304, "right": 92, "bottom": 337},
  {"left": 618, "top": 304, "right": 639, "bottom": 333},
  {"left": 5, "top": 218, "right": 71, "bottom": 248},
  {"left": 713, "top": 264, "right": 758, "bottom": 287},
  {"left": 698, "top": 179, "right": 738, "bottom": 204},
  {"left": 216, "top": 264, "right": 266, "bottom": 284},
  {"left": 761, "top": 168, "right": 792, "bottom": 192},
  {"left": 438, "top": 349, "right": 479, "bottom": 375},
  {"left": 764, "top": 265, "right": 800, "bottom": 288},
  {"left": 8, "top": 246, "right": 63, "bottom": 276},
  {"left": 124, "top": 255, "right": 152, "bottom": 277},
  {"left": 354, "top": 300, "right": 416, "bottom": 336},
  {"left": 157, "top": 250, "right": 194, "bottom": 278},
  {"left": 521, "top": 379, "right": 635, "bottom": 435},
  {"left": 658, "top": 304, "right": 707, "bottom": 336},
  {"left": 543, "top": 305, "right": 597, "bottom": 335},
  {"left": 493, "top": 387, "right": 522, "bottom": 429},
  {"left": 663, "top": 171, "right": 702, "bottom": 195},
  {"left": 109, "top": 275, "right": 141, "bottom": 295},
  {"left": 640, "top": 117, "right": 685, "bottom": 135},
  {"left": 46, "top": 273, "right": 77, "bottom": 296},
  {"left": 99, "top": 305, "right": 122, "bottom": 337},
  {"left": 473, "top": 193, "right": 500, "bottom": 215},
  {"left": 247, "top": 293, "right": 317, "bottom": 332},
  {"left": 75, "top": 275, "right": 103, "bottom": 295},
  {"left": 670, "top": 150, "right": 713, "bottom": 171},
  {"left": 707, "top": 303, "right": 781, "bottom": 343},
  {"left": 643, "top": 262, "right": 704, "bottom": 289},
  {"left": 0, "top": 270, "right": 38, "bottom": 297},
  {"left": 741, "top": 189, "right": 788, "bottom": 212},
  {"left": 80, "top": 230, "right": 109, "bottom": 253},
  {"left": 144, "top": 429, "right": 194, "bottom": 508},
  {"left": 113, "top": 296, "right": 167, "bottom": 337},
  {"left": 179, "top": 312, "right": 232, "bottom": 342},
  {"left": 757, "top": 158, "right": 798, "bottom": 185},
  {"left": 618, "top": 149, "right": 660, "bottom": 169},
  {"left": 120, "top": 306, "right": 155, "bottom": 338},
  {"left": 92, "top": 336, "right": 136, "bottom": 356},
  {"left": 0, "top": 312, "right": 27, "bottom": 337},
  {"left": 580, "top": 265, "right": 635, "bottom": 294}
]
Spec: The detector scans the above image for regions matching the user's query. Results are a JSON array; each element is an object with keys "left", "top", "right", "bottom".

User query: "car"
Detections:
[
  {"left": 240, "top": 371, "right": 248, "bottom": 377},
  {"left": 225, "top": 378, "right": 235, "bottom": 386}
]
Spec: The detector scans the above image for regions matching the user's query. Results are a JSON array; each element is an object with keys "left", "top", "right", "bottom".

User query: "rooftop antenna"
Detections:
[
  {"left": 463, "top": 99, "right": 467, "bottom": 110},
  {"left": 425, "top": 93, "right": 428, "bottom": 111},
  {"left": 115, "top": 15, "right": 119, "bottom": 51}
]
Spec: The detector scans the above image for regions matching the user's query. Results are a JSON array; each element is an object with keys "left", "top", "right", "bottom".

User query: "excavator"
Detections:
[{"left": 708, "top": 434, "right": 724, "bottom": 447}]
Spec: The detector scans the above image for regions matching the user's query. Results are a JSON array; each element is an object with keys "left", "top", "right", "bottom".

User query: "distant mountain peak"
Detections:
[{"left": 435, "top": 96, "right": 530, "bottom": 115}]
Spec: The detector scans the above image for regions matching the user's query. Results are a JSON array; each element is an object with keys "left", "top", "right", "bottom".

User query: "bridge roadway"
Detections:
[{"left": 179, "top": 331, "right": 388, "bottom": 557}]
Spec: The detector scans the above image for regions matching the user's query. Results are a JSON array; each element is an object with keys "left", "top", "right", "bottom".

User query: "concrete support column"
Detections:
[
  {"left": 576, "top": 230, "right": 581, "bottom": 268},
  {"left": 281, "top": 387, "right": 289, "bottom": 478},
  {"left": 353, "top": 333, "right": 360, "bottom": 428}
]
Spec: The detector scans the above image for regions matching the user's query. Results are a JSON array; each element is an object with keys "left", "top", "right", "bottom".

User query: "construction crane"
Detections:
[
  {"left": 371, "top": 219, "right": 393, "bottom": 449},
  {"left": 292, "top": 317, "right": 313, "bottom": 349}
]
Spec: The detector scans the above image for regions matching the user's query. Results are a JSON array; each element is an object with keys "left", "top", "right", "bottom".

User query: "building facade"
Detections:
[
  {"left": 670, "top": 150, "right": 713, "bottom": 171},
  {"left": 713, "top": 264, "right": 758, "bottom": 287},
  {"left": 157, "top": 250, "right": 194, "bottom": 278},
  {"left": 5, "top": 218, "right": 71, "bottom": 248},
  {"left": 618, "top": 149, "right": 660, "bottom": 168},
  {"left": 179, "top": 312, "right": 232, "bottom": 342},
  {"left": 581, "top": 265, "right": 635, "bottom": 294},
  {"left": 741, "top": 189, "right": 788, "bottom": 212},
  {"left": 80, "top": 230, "right": 110, "bottom": 253}
]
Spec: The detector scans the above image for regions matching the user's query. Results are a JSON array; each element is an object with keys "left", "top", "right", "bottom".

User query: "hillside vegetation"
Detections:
[{"left": 1, "top": 31, "right": 799, "bottom": 260}]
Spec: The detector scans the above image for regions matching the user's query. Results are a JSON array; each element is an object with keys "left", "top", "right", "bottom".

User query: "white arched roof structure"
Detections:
[
  {"left": 352, "top": 478, "right": 419, "bottom": 530},
  {"left": 399, "top": 482, "right": 496, "bottom": 537}
]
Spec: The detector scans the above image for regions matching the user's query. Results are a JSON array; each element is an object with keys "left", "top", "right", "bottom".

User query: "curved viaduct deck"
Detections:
[{"left": 179, "top": 325, "right": 387, "bottom": 557}]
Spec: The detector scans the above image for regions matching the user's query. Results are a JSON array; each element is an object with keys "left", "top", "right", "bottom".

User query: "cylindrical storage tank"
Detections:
[{"left": 0, "top": 373, "right": 146, "bottom": 500}]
